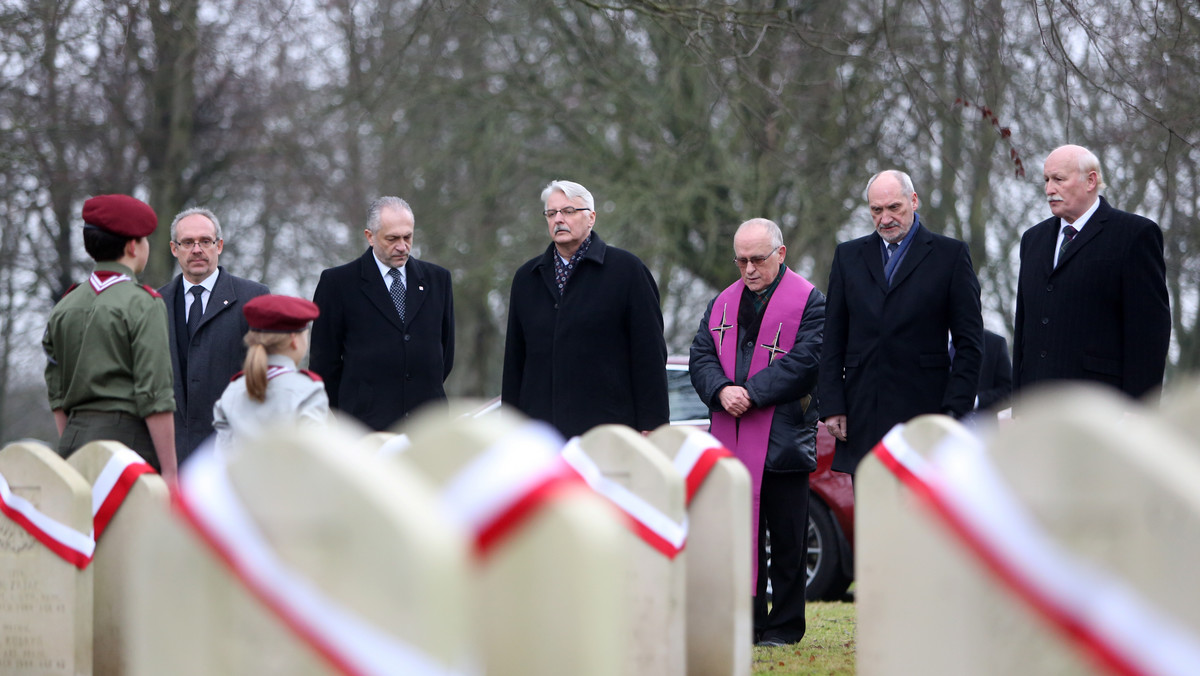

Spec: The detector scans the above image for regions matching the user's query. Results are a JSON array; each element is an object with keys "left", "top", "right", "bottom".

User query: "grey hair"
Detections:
[
  {"left": 863, "top": 170, "right": 916, "bottom": 201},
  {"left": 1073, "top": 146, "right": 1108, "bottom": 192},
  {"left": 367, "top": 196, "right": 414, "bottom": 233},
  {"left": 734, "top": 218, "right": 784, "bottom": 251},
  {"left": 540, "top": 180, "right": 595, "bottom": 211},
  {"left": 170, "top": 207, "right": 223, "bottom": 241}
]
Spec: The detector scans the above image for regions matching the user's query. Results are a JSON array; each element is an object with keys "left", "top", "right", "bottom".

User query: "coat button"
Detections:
[
  {"left": 404, "top": 334, "right": 410, "bottom": 342},
  {"left": 1040, "top": 350, "right": 1047, "bottom": 358},
  {"left": 1041, "top": 317, "right": 1049, "bottom": 325},
  {"left": 1046, "top": 283, "right": 1053, "bottom": 292}
]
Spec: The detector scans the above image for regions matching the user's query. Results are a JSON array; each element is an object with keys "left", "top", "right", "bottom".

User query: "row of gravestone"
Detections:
[
  {"left": 0, "top": 403, "right": 756, "bottom": 676},
  {"left": 857, "top": 382, "right": 1200, "bottom": 675}
]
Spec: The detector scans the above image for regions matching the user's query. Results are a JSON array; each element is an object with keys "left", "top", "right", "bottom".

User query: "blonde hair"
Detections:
[{"left": 241, "top": 331, "right": 296, "bottom": 402}]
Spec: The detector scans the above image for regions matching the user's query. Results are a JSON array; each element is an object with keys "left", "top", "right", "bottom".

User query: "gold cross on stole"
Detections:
[
  {"left": 760, "top": 323, "right": 787, "bottom": 365},
  {"left": 710, "top": 304, "right": 734, "bottom": 356}
]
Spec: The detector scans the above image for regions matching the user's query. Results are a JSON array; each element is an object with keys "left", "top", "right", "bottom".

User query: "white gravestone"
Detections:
[
  {"left": 0, "top": 441, "right": 94, "bottom": 676},
  {"left": 859, "top": 386, "right": 1200, "bottom": 675},
  {"left": 125, "top": 421, "right": 474, "bottom": 676},
  {"left": 392, "top": 406, "right": 626, "bottom": 676},
  {"left": 1159, "top": 376, "right": 1200, "bottom": 444},
  {"left": 66, "top": 440, "right": 169, "bottom": 676},
  {"left": 569, "top": 424, "right": 688, "bottom": 676},
  {"left": 647, "top": 424, "right": 751, "bottom": 676}
]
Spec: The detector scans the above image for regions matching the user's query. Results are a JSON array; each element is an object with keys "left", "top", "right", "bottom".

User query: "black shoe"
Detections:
[{"left": 755, "top": 638, "right": 791, "bottom": 647}]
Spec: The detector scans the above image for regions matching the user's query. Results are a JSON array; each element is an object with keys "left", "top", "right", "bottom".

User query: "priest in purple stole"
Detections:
[{"left": 689, "top": 218, "right": 825, "bottom": 647}]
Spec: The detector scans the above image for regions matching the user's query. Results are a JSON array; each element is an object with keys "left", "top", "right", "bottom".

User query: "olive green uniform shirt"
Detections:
[{"left": 44, "top": 262, "right": 176, "bottom": 418}]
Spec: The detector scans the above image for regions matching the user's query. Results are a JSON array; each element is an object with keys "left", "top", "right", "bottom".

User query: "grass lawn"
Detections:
[{"left": 752, "top": 600, "right": 856, "bottom": 675}]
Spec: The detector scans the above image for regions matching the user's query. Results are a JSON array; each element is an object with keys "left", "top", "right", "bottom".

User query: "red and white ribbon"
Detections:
[
  {"left": 560, "top": 437, "right": 688, "bottom": 559},
  {"left": 440, "top": 422, "right": 583, "bottom": 556},
  {"left": 89, "top": 271, "right": 130, "bottom": 293},
  {"left": 0, "top": 470, "right": 94, "bottom": 569},
  {"left": 874, "top": 424, "right": 1200, "bottom": 676},
  {"left": 91, "top": 446, "right": 155, "bottom": 541},
  {"left": 670, "top": 431, "right": 733, "bottom": 506},
  {"left": 174, "top": 442, "right": 473, "bottom": 676}
]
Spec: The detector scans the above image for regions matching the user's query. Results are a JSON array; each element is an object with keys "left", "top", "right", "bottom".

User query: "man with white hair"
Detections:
[
  {"left": 1013, "top": 144, "right": 1170, "bottom": 400},
  {"left": 502, "top": 179, "right": 668, "bottom": 438}
]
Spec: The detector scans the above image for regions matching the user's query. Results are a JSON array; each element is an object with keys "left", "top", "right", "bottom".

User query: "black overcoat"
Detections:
[
  {"left": 976, "top": 329, "right": 1013, "bottom": 412},
  {"left": 1013, "top": 196, "right": 1170, "bottom": 400},
  {"left": 819, "top": 223, "right": 983, "bottom": 474},
  {"left": 502, "top": 234, "right": 669, "bottom": 438},
  {"left": 310, "top": 249, "right": 455, "bottom": 431}
]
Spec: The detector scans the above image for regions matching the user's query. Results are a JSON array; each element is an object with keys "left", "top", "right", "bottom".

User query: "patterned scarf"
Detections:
[{"left": 553, "top": 233, "right": 593, "bottom": 295}]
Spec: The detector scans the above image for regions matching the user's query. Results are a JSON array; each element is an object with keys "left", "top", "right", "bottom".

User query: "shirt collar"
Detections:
[
  {"left": 373, "top": 253, "right": 406, "bottom": 284},
  {"left": 183, "top": 268, "right": 220, "bottom": 295}
]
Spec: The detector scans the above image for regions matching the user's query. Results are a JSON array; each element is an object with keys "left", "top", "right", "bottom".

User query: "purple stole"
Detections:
[{"left": 707, "top": 268, "right": 814, "bottom": 590}]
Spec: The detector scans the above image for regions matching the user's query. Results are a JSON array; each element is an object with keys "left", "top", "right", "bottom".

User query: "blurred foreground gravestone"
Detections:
[
  {"left": 0, "top": 441, "right": 93, "bottom": 675},
  {"left": 1160, "top": 377, "right": 1200, "bottom": 444},
  {"left": 125, "top": 422, "right": 474, "bottom": 676},
  {"left": 858, "top": 385, "right": 1200, "bottom": 675},
  {"left": 391, "top": 405, "right": 626, "bottom": 676},
  {"left": 647, "top": 424, "right": 751, "bottom": 676},
  {"left": 66, "top": 440, "right": 168, "bottom": 676},
  {"left": 567, "top": 424, "right": 687, "bottom": 676}
]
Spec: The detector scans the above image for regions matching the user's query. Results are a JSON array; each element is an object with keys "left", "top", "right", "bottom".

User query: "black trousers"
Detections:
[
  {"left": 754, "top": 469, "right": 810, "bottom": 643},
  {"left": 58, "top": 410, "right": 159, "bottom": 470}
]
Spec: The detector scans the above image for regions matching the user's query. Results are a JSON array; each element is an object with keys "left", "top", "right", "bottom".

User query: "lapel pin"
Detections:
[{"left": 419, "top": 286, "right": 424, "bottom": 291}]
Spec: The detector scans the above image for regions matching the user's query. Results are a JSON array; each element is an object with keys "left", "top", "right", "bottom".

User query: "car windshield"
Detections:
[{"left": 667, "top": 367, "right": 709, "bottom": 422}]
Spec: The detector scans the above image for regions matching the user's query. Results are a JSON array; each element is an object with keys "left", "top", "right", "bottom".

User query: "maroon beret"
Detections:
[
  {"left": 243, "top": 295, "right": 320, "bottom": 332},
  {"left": 82, "top": 195, "right": 158, "bottom": 238}
]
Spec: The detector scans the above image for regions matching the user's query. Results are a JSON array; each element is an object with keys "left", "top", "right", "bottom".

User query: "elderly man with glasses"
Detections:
[
  {"left": 502, "top": 179, "right": 668, "bottom": 438},
  {"left": 689, "top": 217, "right": 826, "bottom": 647},
  {"left": 160, "top": 207, "right": 269, "bottom": 463}
]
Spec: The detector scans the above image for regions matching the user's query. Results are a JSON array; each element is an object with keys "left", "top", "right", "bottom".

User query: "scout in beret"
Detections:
[
  {"left": 43, "top": 194, "right": 179, "bottom": 485},
  {"left": 211, "top": 295, "right": 330, "bottom": 449}
]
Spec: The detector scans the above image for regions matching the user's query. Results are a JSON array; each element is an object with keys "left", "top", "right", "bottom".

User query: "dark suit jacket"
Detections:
[
  {"left": 501, "top": 234, "right": 669, "bottom": 438},
  {"left": 976, "top": 329, "right": 1013, "bottom": 411},
  {"left": 819, "top": 222, "right": 983, "bottom": 474},
  {"left": 309, "top": 249, "right": 455, "bottom": 431},
  {"left": 1013, "top": 196, "right": 1170, "bottom": 400},
  {"left": 161, "top": 268, "right": 269, "bottom": 462}
]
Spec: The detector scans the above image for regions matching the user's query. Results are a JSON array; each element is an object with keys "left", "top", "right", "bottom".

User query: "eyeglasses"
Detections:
[
  {"left": 734, "top": 246, "right": 779, "bottom": 268},
  {"left": 173, "top": 238, "right": 218, "bottom": 250},
  {"left": 543, "top": 207, "right": 591, "bottom": 218}
]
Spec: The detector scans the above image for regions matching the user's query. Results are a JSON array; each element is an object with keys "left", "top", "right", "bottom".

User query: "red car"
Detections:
[{"left": 666, "top": 357, "right": 854, "bottom": 601}]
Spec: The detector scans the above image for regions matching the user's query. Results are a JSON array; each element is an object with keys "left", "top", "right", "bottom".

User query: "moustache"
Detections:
[
  {"left": 1048, "top": 196, "right": 1064, "bottom": 202},
  {"left": 554, "top": 225, "right": 571, "bottom": 233}
]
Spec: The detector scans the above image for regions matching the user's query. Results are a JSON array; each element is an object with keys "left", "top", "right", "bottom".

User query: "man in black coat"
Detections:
[
  {"left": 1014, "top": 144, "right": 1170, "bottom": 402},
  {"left": 819, "top": 170, "right": 983, "bottom": 475},
  {"left": 689, "top": 218, "right": 825, "bottom": 646},
  {"left": 975, "top": 329, "right": 1013, "bottom": 413},
  {"left": 160, "top": 207, "right": 269, "bottom": 463},
  {"left": 310, "top": 197, "right": 455, "bottom": 431},
  {"left": 502, "top": 180, "right": 668, "bottom": 438}
]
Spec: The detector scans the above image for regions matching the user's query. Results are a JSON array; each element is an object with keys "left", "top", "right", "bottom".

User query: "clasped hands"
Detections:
[{"left": 718, "top": 385, "right": 753, "bottom": 418}]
